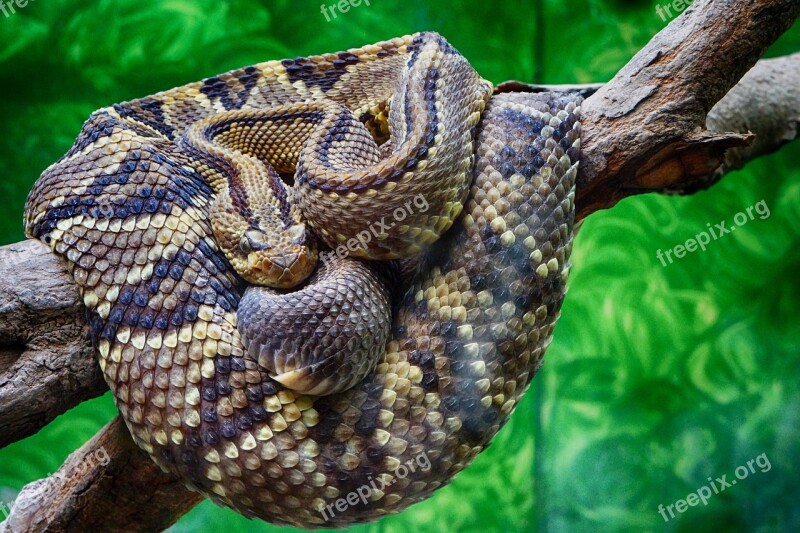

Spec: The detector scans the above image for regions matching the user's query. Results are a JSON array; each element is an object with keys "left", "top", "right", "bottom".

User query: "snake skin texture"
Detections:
[
  {"left": 23, "top": 32, "right": 581, "bottom": 528},
  {"left": 238, "top": 258, "right": 394, "bottom": 395}
]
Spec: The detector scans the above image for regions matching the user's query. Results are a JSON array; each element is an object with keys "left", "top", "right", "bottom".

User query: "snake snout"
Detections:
[
  {"left": 240, "top": 245, "right": 317, "bottom": 289},
  {"left": 233, "top": 226, "right": 319, "bottom": 289}
]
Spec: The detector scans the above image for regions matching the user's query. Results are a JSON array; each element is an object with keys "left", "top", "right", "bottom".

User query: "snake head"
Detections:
[
  {"left": 212, "top": 209, "right": 318, "bottom": 289},
  {"left": 237, "top": 225, "right": 318, "bottom": 289}
]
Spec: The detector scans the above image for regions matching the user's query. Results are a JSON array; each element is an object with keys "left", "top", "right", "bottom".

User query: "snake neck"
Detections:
[{"left": 180, "top": 111, "right": 318, "bottom": 289}]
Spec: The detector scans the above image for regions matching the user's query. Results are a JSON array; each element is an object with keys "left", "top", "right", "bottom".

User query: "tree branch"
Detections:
[
  {"left": 577, "top": 0, "right": 800, "bottom": 219},
  {"left": 498, "top": 54, "right": 800, "bottom": 213},
  {"left": 0, "top": 240, "right": 104, "bottom": 448},
  {"left": 1, "top": 1, "right": 798, "bottom": 529},
  {"left": 705, "top": 53, "right": 800, "bottom": 185},
  {"left": 1, "top": 417, "right": 202, "bottom": 533}
]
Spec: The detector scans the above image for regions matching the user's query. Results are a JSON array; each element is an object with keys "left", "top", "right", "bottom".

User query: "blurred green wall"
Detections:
[{"left": 0, "top": 1, "right": 798, "bottom": 531}]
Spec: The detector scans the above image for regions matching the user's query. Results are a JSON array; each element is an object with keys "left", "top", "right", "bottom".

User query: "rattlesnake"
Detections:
[{"left": 24, "top": 32, "right": 581, "bottom": 528}]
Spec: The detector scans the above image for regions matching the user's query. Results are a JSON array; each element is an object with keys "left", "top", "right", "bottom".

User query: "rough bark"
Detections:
[
  {"left": 1, "top": 0, "right": 798, "bottom": 530},
  {"left": 706, "top": 53, "right": 800, "bottom": 182},
  {"left": 0, "top": 240, "right": 103, "bottom": 448},
  {"left": 577, "top": 0, "right": 800, "bottom": 219},
  {"left": 1, "top": 418, "right": 203, "bottom": 533}
]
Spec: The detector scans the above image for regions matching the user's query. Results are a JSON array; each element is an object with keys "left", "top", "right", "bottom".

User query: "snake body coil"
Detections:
[{"left": 24, "top": 33, "right": 581, "bottom": 528}]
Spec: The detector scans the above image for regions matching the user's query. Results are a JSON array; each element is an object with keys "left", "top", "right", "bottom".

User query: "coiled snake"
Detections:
[{"left": 24, "top": 33, "right": 581, "bottom": 527}]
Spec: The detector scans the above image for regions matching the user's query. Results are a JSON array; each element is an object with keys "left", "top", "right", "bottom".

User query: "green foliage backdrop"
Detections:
[{"left": 0, "top": 1, "right": 798, "bottom": 531}]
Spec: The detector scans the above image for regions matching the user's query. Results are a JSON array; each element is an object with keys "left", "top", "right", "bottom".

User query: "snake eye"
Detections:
[
  {"left": 242, "top": 230, "right": 273, "bottom": 253},
  {"left": 239, "top": 238, "right": 253, "bottom": 254},
  {"left": 286, "top": 224, "right": 307, "bottom": 245}
]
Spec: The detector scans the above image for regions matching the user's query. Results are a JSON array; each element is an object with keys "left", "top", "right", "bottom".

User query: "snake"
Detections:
[{"left": 23, "top": 32, "right": 581, "bottom": 528}]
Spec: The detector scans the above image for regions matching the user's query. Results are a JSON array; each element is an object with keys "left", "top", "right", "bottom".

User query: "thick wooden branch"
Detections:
[
  {"left": 577, "top": 0, "right": 800, "bottom": 219},
  {"left": 706, "top": 53, "right": 800, "bottom": 185},
  {"left": 1, "top": 1, "right": 798, "bottom": 529},
  {"left": 0, "top": 417, "right": 202, "bottom": 533},
  {"left": 0, "top": 240, "right": 104, "bottom": 448}
]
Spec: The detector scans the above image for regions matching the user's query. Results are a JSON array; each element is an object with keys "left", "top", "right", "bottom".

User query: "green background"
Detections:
[{"left": 1, "top": 1, "right": 798, "bottom": 531}]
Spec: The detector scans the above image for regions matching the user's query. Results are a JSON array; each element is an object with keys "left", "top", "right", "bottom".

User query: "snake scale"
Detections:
[{"left": 24, "top": 33, "right": 581, "bottom": 528}]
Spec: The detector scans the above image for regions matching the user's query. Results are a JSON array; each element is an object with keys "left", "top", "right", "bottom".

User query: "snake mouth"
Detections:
[
  {"left": 241, "top": 246, "right": 318, "bottom": 289},
  {"left": 232, "top": 226, "right": 319, "bottom": 288}
]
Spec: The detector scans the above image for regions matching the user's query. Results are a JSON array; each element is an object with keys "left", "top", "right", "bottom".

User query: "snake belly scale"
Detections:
[{"left": 24, "top": 32, "right": 581, "bottom": 528}]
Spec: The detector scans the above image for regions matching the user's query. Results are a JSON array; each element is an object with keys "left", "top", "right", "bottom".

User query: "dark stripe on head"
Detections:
[
  {"left": 281, "top": 52, "right": 360, "bottom": 92},
  {"left": 178, "top": 133, "right": 251, "bottom": 218},
  {"left": 265, "top": 166, "right": 293, "bottom": 227},
  {"left": 114, "top": 99, "right": 175, "bottom": 140},
  {"left": 62, "top": 111, "right": 118, "bottom": 161},
  {"left": 200, "top": 68, "right": 262, "bottom": 111},
  {"left": 200, "top": 77, "right": 242, "bottom": 111}
]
